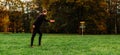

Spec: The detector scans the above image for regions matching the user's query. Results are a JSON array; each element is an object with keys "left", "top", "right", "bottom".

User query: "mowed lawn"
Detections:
[{"left": 0, "top": 33, "right": 120, "bottom": 55}]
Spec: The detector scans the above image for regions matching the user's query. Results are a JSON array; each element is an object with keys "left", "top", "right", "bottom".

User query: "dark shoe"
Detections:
[
  {"left": 31, "top": 46, "right": 34, "bottom": 48},
  {"left": 38, "top": 43, "right": 41, "bottom": 46},
  {"left": 38, "top": 44, "right": 41, "bottom": 46}
]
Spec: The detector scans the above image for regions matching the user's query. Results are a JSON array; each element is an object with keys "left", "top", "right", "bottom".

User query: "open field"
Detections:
[{"left": 0, "top": 33, "right": 120, "bottom": 55}]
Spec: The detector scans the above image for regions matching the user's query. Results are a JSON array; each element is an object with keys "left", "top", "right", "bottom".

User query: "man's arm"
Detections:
[
  {"left": 42, "top": 15, "right": 55, "bottom": 22},
  {"left": 44, "top": 18, "right": 50, "bottom": 22},
  {"left": 44, "top": 19, "right": 55, "bottom": 23}
]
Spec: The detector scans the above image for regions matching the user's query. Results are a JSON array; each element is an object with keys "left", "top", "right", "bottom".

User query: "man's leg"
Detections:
[
  {"left": 31, "top": 30, "right": 36, "bottom": 47},
  {"left": 38, "top": 30, "right": 42, "bottom": 46}
]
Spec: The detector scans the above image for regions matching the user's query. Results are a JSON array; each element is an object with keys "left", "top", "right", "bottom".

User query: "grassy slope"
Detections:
[{"left": 0, "top": 33, "right": 120, "bottom": 55}]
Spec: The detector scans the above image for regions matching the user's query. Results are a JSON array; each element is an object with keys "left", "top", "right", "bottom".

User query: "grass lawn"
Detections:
[{"left": 0, "top": 33, "right": 120, "bottom": 55}]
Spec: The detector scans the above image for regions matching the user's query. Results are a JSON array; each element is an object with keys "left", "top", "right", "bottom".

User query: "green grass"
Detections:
[{"left": 0, "top": 33, "right": 120, "bottom": 55}]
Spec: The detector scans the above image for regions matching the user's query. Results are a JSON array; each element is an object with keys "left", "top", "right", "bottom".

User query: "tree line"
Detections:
[{"left": 0, "top": 0, "right": 120, "bottom": 34}]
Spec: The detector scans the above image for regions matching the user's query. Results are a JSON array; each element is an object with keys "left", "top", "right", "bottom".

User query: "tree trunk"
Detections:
[{"left": 3, "top": 15, "right": 9, "bottom": 32}]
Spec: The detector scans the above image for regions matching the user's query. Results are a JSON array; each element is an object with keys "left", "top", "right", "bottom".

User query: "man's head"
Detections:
[{"left": 42, "top": 9, "right": 47, "bottom": 15}]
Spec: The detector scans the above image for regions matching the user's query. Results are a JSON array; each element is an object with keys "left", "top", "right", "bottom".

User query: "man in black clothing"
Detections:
[{"left": 31, "top": 9, "right": 55, "bottom": 47}]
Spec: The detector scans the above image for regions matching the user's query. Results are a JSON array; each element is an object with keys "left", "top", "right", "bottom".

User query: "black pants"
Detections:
[{"left": 31, "top": 28, "right": 42, "bottom": 46}]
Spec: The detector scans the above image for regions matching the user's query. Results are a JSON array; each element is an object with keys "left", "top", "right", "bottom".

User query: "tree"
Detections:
[
  {"left": 47, "top": 0, "right": 109, "bottom": 34},
  {"left": 0, "top": 10, "right": 9, "bottom": 32},
  {"left": 48, "top": 0, "right": 79, "bottom": 33},
  {"left": 0, "top": 0, "right": 10, "bottom": 32},
  {"left": 0, "top": 0, "right": 35, "bottom": 33},
  {"left": 83, "top": 0, "right": 108, "bottom": 34}
]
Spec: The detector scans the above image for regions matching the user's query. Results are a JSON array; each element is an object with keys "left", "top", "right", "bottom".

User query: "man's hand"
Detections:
[
  {"left": 33, "top": 25, "right": 35, "bottom": 28},
  {"left": 50, "top": 20, "right": 55, "bottom": 23}
]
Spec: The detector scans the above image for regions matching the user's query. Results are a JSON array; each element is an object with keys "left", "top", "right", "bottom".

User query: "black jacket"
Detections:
[{"left": 33, "top": 14, "right": 49, "bottom": 29}]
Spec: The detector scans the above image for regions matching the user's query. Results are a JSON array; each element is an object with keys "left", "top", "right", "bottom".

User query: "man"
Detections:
[{"left": 31, "top": 9, "right": 55, "bottom": 47}]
